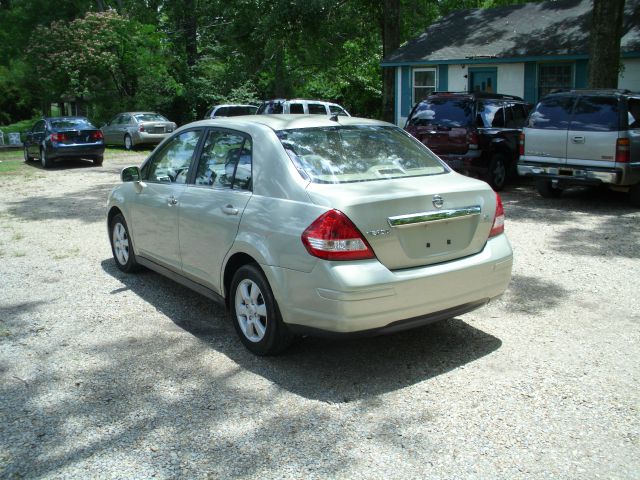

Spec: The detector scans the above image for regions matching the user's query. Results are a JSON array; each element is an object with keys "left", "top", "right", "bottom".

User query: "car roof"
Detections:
[
  {"left": 546, "top": 89, "right": 640, "bottom": 97},
  {"left": 212, "top": 104, "right": 257, "bottom": 108},
  {"left": 186, "top": 114, "right": 388, "bottom": 131},
  {"left": 425, "top": 91, "right": 525, "bottom": 101},
  {"left": 44, "top": 116, "right": 88, "bottom": 121}
]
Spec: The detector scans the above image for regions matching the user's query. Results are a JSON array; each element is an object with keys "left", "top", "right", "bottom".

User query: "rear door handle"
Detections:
[
  {"left": 222, "top": 204, "right": 239, "bottom": 215},
  {"left": 571, "top": 136, "right": 585, "bottom": 144}
]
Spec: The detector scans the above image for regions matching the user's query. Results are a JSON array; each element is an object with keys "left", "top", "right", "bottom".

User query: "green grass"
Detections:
[
  {"left": 0, "top": 150, "right": 32, "bottom": 177},
  {"left": 0, "top": 118, "right": 38, "bottom": 143}
]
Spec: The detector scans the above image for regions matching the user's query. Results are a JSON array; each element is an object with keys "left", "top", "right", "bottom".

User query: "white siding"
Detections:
[
  {"left": 448, "top": 64, "right": 468, "bottom": 91},
  {"left": 446, "top": 63, "right": 525, "bottom": 97},
  {"left": 619, "top": 58, "right": 640, "bottom": 91},
  {"left": 497, "top": 63, "right": 525, "bottom": 98}
]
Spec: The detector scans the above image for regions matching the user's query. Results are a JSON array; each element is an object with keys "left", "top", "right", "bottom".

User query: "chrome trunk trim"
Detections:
[{"left": 388, "top": 205, "right": 481, "bottom": 228}]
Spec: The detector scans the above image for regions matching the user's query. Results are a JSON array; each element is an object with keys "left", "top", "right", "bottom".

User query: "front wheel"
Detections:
[
  {"left": 230, "top": 264, "right": 292, "bottom": 355},
  {"left": 535, "top": 179, "right": 561, "bottom": 198},
  {"left": 486, "top": 154, "right": 507, "bottom": 191},
  {"left": 110, "top": 213, "right": 140, "bottom": 273}
]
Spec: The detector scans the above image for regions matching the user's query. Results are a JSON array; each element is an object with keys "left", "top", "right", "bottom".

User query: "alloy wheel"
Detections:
[
  {"left": 234, "top": 279, "right": 268, "bottom": 342},
  {"left": 112, "top": 222, "right": 130, "bottom": 265}
]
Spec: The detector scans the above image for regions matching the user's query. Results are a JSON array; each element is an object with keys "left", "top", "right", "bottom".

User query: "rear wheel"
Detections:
[
  {"left": 124, "top": 134, "right": 133, "bottom": 151},
  {"left": 230, "top": 264, "right": 292, "bottom": 355},
  {"left": 40, "top": 147, "right": 52, "bottom": 169},
  {"left": 630, "top": 183, "right": 640, "bottom": 207},
  {"left": 93, "top": 155, "right": 104, "bottom": 166},
  {"left": 535, "top": 179, "right": 561, "bottom": 198},
  {"left": 109, "top": 213, "right": 140, "bottom": 273},
  {"left": 486, "top": 154, "right": 507, "bottom": 191}
]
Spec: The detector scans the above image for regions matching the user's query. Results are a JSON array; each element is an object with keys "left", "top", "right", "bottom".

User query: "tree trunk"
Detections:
[
  {"left": 184, "top": 0, "right": 198, "bottom": 67},
  {"left": 588, "top": 0, "right": 625, "bottom": 88},
  {"left": 95, "top": 0, "right": 106, "bottom": 11},
  {"left": 382, "top": 0, "right": 400, "bottom": 123}
]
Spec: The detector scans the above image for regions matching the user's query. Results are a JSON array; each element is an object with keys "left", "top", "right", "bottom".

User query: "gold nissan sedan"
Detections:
[{"left": 107, "top": 115, "right": 512, "bottom": 355}]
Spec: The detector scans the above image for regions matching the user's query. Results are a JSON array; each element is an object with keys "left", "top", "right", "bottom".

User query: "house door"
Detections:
[{"left": 469, "top": 68, "right": 497, "bottom": 93}]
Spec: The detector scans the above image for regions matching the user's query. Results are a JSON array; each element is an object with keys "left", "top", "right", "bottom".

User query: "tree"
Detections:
[
  {"left": 382, "top": 0, "right": 400, "bottom": 122},
  {"left": 588, "top": 0, "right": 626, "bottom": 88}
]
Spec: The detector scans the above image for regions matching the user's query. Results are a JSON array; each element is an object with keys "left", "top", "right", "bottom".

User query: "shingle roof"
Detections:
[{"left": 383, "top": 0, "right": 640, "bottom": 64}]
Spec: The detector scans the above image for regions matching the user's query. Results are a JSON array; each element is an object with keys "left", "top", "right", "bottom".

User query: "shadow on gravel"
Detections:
[
  {"left": 502, "top": 274, "right": 571, "bottom": 315},
  {"left": 100, "top": 259, "right": 502, "bottom": 403},
  {"left": 501, "top": 183, "right": 638, "bottom": 224},
  {"left": 6, "top": 183, "right": 115, "bottom": 223}
]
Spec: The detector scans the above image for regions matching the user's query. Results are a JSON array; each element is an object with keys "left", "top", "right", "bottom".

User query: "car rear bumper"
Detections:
[
  {"left": 438, "top": 150, "right": 483, "bottom": 172},
  {"left": 134, "top": 132, "right": 171, "bottom": 144},
  {"left": 47, "top": 143, "right": 105, "bottom": 160},
  {"left": 518, "top": 162, "right": 620, "bottom": 185},
  {"left": 265, "top": 234, "right": 513, "bottom": 334}
]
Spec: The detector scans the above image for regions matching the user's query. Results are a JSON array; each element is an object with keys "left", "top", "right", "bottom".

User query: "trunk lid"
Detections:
[
  {"left": 305, "top": 173, "right": 497, "bottom": 270},
  {"left": 140, "top": 121, "right": 175, "bottom": 134},
  {"left": 51, "top": 128, "right": 101, "bottom": 144}
]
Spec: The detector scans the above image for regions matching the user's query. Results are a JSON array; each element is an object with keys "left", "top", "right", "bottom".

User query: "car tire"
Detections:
[
  {"left": 23, "top": 146, "right": 32, "bottom": 162},
  {"left": 487, "top": 154, "right": 507, "bottom": 191},
  {"left": 535, "top": 179, "right": 561, "bottom": 198},
  {"left": 40, "top": 147, "right": 52, "bottom": 169},
  {"left": 93, "top": 155, "right": 104, "bottom": 166},
  {"left": 230, "top": 264, "right": 293, "bottom": 356},
  {"left": 630, "top": 183, "right": 640, "bottom": 207},
  {"left": 124, "top": 134, "right": 133, "bottom": 151},
  {"left": 109, "top": 213, "right": 141, "bottom": 273}
]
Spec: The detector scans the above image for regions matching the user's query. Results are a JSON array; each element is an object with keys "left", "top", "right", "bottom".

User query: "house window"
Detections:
[
  {"left": 413, "top": 68, "right": 436, "bottom": 104},
  {"left": 538, "top": 64, "right": 573, "bottom": 99}
]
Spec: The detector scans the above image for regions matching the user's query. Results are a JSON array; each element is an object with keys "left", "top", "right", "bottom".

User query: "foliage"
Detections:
[{"left": 1, "top": 0, "right": 545, "bottom": 125}]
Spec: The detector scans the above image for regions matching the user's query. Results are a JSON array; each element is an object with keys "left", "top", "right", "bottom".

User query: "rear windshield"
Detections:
[
  {"left": 528, "top": 96, "right": 574, "bottom": 130},
  {"left": 50, "top": 118, "right": 93, "bottom": 129},
  {"left": 134, "top": 113, "right": 168, "bottom": 122},
  {"left": 257, "top": 102, "right": 283, "bottom": 114},
  {"left": 277, "top": 125, "right": 447, "bottom": 184},
  {"left": 407, "top": 98, "right": 473, "bottom": 128},
  {"left": 569, "top": 96, "right": 620, "bottom": 131}
]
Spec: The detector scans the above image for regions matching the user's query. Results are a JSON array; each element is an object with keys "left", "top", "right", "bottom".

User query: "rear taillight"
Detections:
[
  {"left": 519, "top": 132, "right": 525, "bottom": 156},
  {"left": 139, "top": 124, "right": 145, "bottom": 132},
  {"left": 616, "top": 138, "right": 630, "bottom": 163},
  {"left": 92, "top": 131, "right": 104, "bottom": 140},
  {"left": 489, "top": 193, "right": 505, "bottom": 238},
  {"left": 51, "top": 133, "right": 67, "bottom": 142},
  {"left": 301, "top": 209, "right": 375, "bottom": 261},
  {"left": 467, "top": 130, "right": 479, "bottom": 150}
]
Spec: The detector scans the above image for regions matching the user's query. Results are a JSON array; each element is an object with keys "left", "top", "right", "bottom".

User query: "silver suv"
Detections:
[
  {"left": 256, "top": 99, "right": 350, "bottom": 116},
  {"left": 518, "top": 90, "right": 640, "bottom": 205}
]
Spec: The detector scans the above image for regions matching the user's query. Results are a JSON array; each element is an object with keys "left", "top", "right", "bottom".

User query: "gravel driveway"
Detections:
[{"left": 1, "top": 150, "right": 638, "bottom": 479}]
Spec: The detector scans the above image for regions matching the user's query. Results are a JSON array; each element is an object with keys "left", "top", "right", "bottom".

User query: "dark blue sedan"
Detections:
[{"left": 23, "top": 117, "right": 105, "bottom": 168}]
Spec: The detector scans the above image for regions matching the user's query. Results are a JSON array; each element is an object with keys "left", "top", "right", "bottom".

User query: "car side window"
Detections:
[
  {"left": 34, "top": 121, "right": 45, "bottom": 133},
  {"left": 143, "top": 129, "right": 202, "bottom": 184},
  {"left": 507, "top": 103, "right": 527, "bottom": 128},
  {"left": 330, "top": 105, "right": 348, "bottom": 116},
  {"left": 122, "top": 114, "right": 132, "bottom": 124},
  {"left": 289, "top": 103, "right": 304, "bottom": 114},
  {"left": 194, "top": 130, "right": 252, "bottom": 191},
  {"left": 308, "top": 103, "right": 327, "bottom": 115},
  {"left": 477, "top": 101, "right": 504, "bottom": 128},
  {"left": 627, "top": 99, "right": 640, "bottom": 129}
]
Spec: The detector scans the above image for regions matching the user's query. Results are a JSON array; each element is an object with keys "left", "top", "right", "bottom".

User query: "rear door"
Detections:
[
  {"left": 522, "top": 95, "right": 574, "bottom": 165},
  {"left": 566, "top": 95, "right": 620, "bottom": 168},
  {"left": 178, "top": 129, "right": 252, "bottom": 292},
  {"left": 131, "top": 129, "right": 203, "bottom": 270}
]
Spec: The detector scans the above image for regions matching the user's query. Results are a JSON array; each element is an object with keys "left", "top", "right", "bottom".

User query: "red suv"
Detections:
[{"left": 405, "top": 92, "right": 531, "bottom": 190}]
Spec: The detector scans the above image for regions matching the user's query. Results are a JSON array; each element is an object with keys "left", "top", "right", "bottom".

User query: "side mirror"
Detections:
[{"left": 121, "top": 165, "right": 141, "bottom": 182}]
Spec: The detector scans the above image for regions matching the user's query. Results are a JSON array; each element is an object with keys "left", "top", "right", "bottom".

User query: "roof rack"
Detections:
[{"left": 427, "top": 91, "right": 524, "bottom": 101}]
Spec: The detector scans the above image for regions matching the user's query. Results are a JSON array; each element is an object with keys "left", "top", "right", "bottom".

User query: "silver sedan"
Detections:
[
  {"left": 102, "top": 112, "right": 177, "bottom": 150},
  {"left": 107, "top": 115, "right": 513, "bottom": 355}
]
